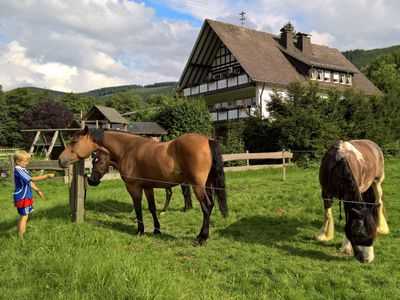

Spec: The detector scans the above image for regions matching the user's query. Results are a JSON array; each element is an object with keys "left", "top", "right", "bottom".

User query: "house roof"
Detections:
[
  {"left": 82, "top": 105, "right": 128, "bottom": 124},
  {"left": 127, "top": 122, "right": 167, "bottom": 135},
  {"left": 178, "top": 19, "right": 381, "bottom": 95}
]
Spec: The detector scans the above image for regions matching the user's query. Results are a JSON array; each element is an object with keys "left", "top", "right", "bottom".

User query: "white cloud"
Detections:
[
  {"left": 309, "top": 31, "right": 336, "bottom": 47},
  {"left": 0, "top": 0, "right": 198, "bottom": 92}
]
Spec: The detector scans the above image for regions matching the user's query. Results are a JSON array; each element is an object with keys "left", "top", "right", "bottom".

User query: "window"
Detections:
[
  {"left": 333, "top": 72, "right": 339, "bottom": 83},
  {"left": 324, "top": 71, "right": 331, "bottom": 82},
  {"left": 244, "top": 97, "right": 255, "bottom": 106},
  {"left": 346, "top": 74, "right": 352, "bottom": 85},
  {"left": 340, "top": 73, "right": 346, "bottom": 84},
  {"left": 317, "top": 69, "right": 324, "bottom": 81},
  {"left": 310, "top": 69, "right": 317, "bottom": 80},
  {"left": 236, "top": 99, "right": 244, "bottom": 106},
  {"left": 210, "top": 44, "right": 238, "bottom": 72}
]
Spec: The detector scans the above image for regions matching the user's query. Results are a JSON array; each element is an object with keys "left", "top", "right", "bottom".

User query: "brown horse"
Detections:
[
  {"left": 316, "top": 139, "right": 389, "bottom": 263},
  {"left": 87, "top": 151, "right": 193, "bottom": 212},
  {"left": 58, "top": 127, "right": 228, "bottom": 245}
]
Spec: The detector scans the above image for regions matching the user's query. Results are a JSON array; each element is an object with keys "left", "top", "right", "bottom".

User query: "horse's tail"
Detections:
[{"left": 208, "top": 139, "right": 228, "bottom": 218}]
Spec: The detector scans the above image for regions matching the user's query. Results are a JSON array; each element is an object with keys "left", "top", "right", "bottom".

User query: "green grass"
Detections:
[{"left": 1, "top": 160, "right": 400, "bottom": 299}]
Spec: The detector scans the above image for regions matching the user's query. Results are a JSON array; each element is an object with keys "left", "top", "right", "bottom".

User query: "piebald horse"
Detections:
[
  {"left": 87, "top": 151, "right": 193, "bottom": 212},
  {"left": 58, "top": 127, "right": 228, "bottom": 245},
  {"left": 316, "top": 139, "right": 389, "bottom": 263}
]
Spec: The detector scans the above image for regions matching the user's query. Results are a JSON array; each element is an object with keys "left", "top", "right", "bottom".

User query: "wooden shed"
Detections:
[
  {"left": 127, "top": 122, "right": 167, "bottom": 141},
  {"left": 81, "top": 105, "right": 128, "bottom": 130}
]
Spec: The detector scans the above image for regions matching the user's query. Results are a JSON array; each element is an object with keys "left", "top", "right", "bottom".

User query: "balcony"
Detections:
[
  {"left": 211, "top": 106, "right": 257, "bottom": 122},
  {"left": 183, "top": 74, "right": 250, "bottom": 96}
]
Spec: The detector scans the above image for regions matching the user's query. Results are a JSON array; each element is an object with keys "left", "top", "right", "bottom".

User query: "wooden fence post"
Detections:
[
  {"left": 246, "top": 150, "right": 249, "bottom": 166},
  {"left": 8, "top": 155, "right": 15, "bottom": 182},
  {"left": 282, "top": 149, "right": 286, "bottom": 181},
  {"left": 69, "top": 159, "right": 85, "bottom": 222}
]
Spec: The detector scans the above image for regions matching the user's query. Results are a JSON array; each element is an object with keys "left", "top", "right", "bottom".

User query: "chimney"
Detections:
[
  {"left": 280, "top": 26, "right": 294, "bottom": 51},
  {"left": 296, "top": 32, "right": 311, "bottom": 55}
]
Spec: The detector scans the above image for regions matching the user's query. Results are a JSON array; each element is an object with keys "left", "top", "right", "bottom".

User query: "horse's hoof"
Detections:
[
  {"left": 315, "top": 233, "right": 333, "bottom": 241},
  {"left": 154, "top": 229, "right": 162, "bottom": 235},
  {"left": 192, "top": 237, "right": 207, "bottom": 247}
]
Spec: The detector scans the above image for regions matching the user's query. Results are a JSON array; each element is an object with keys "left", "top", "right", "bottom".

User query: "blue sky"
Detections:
[
  {"left": 140, "top": 0, "right": 203, "bottom": 26},
  {"left": 0, "top": 0, "right": 399, "bottom": 92}
]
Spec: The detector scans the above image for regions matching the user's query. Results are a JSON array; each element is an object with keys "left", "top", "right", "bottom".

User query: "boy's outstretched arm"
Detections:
[{"left": 31, "top": 173, "right": 55, "bottom": 182}]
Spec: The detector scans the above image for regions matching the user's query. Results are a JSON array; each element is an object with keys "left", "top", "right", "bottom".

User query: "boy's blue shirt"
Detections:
[{"left": 14, "top": 166, "right": 33, "bottom": 202}]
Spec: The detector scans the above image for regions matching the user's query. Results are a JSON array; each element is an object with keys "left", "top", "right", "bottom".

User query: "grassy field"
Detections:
[{"left": 1, "top": 160, "right": 400, "bottom": 299}]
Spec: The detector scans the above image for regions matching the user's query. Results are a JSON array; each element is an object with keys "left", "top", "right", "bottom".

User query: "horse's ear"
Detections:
[{"left": 84, "top": 125, "right": 89, "bottom": 134}]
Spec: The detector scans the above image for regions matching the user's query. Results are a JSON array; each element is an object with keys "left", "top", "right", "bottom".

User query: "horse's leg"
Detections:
[
  {"left": 373, "top": 173, "right": 389, "bottom": 235},
  {"left": 125, "top": 183, "right": 144, "bottom": 235},
  {"left": 315, "top": 193, "right": 334, "bottom": 241},
  {"left": 161, "top": 188, "right": 172, "bottom": 213},
  {"left": 181, "top": 184, "right": 193, "bottom": 211},
  {"left": 144, "top": 188, "right": 161, "bottom": 234},
  {"left": 191, "top": 180, "right": 214, "bottom": 245},
  {"left": 340, "top": 237, "right": 354, "bottom": 256}
]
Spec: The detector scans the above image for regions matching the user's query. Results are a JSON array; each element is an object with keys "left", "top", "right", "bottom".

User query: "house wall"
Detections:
[{"left": 255, "top": 83, "right": 274, "bottom": 118}]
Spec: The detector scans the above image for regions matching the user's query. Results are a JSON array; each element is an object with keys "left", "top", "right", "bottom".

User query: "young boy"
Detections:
[{"left": 13, "top": 150, "right": 55, "bottom": 236}]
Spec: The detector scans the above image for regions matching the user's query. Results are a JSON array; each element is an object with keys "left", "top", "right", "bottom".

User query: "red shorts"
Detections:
[{"left": 14, "top": 198, "right": 34, "bottom": 208}]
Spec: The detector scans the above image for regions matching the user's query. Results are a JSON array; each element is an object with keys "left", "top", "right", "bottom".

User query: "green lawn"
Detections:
[{"left": 1, "top": 160, "right": 400, "bottom": 299}]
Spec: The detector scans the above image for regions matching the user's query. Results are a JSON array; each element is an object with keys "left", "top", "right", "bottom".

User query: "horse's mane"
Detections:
[
  {"left": 76, "top": 128, "right": 148, "bottom": 146},
  {"left": 75, "top": 128, "right": 105, "bottom": 145},
  {"left": 324, "top": 141, "right": 363, "bottom": 204}
]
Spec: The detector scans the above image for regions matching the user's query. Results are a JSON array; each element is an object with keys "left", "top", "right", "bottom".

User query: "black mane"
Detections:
[{"left": 74, "top": 128, "right": 105, "bottom": 145}]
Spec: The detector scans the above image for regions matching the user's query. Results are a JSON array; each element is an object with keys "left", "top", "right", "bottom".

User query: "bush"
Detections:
[{"left": 157, "top": 97, "right": 212, "bottom": 140}]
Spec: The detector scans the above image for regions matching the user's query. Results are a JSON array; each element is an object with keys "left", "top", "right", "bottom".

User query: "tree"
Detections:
[
  {"left": 104, "top": 93, "right": 144, "bottom": 115},
  {"left": 363, "top": 51, "right": 400, "bottom": 94},
  {"left": 20, "top": 100, "right": 74, "bottom": 130},
  {"left": 1, "top": 88, "right": 39, "bottom": 147},
  {"left": 267, "top": 81, "right": 329, "bottom": 152},
  {"left": 157, "top": 97, "right": 212, "bottom": 140},
  {"left": 60, "top": 93, "right": 95, "bottom": 120},
  {"left": 19, "top": 100, "right": 75, "bottom": 147}
]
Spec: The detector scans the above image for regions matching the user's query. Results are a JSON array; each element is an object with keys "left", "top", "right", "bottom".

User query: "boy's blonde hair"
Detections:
[{"left": 14, "top": 150, "right": 31, "bottom": 163}]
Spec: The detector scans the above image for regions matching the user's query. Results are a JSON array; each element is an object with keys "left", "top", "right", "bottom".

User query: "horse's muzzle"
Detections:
[
  {"left": 58, "top": 158, "right": 69, "bottom": 168},
  {"left": 354, "top": 245, "right": 374, "bottom": 263},
  {"left": 87, "top": 177, "right": 101, "bottom": 186}
]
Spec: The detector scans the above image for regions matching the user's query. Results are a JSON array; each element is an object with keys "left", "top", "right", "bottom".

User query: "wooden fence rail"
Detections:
[
  {"left": 223, "top": 150, "right": 293, "bottom": 181},
  {"left": 0, "top": 148, "right": 19, "bottom": 157},
  {"left": 0, "top": 150, "right": 294, "bottom": 182}
]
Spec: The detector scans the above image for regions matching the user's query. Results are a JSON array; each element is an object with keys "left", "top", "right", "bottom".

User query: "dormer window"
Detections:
[
  {"left": 317, "top": 69, "right": 324, "bottom": 81},
  {"left": 310, "top": 68, "right": 317, "bottom": 80},
  {"left": 324, "top": 71, "right": 331, "bottom": 82},
  {"left": 346, "top": 74, "right": 352, "bottom": 85},
  {"left": 340, "top": 74, "right": 346, "bottom": 84},
  {"left": 333, "top": 72, "right": 340, "bottom": 83},
  {"left": 310, "top": 68, "right": 353, "bottom": 86}
]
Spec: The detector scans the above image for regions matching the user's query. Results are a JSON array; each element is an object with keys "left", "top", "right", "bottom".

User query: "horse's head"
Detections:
[
  {"left": 58, "top": 126, "right": 101, "bottom": 168},
  {"left": 345, "top": 204, "right": 377, "bottom": 263},
  {"left": 87, "top": 151, "right": 112, "bottom": 186}
]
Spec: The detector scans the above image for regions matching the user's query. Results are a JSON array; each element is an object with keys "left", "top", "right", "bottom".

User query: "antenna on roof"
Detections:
[{"left": 239, "top": 11, "right": 246, "bottom": 27}]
